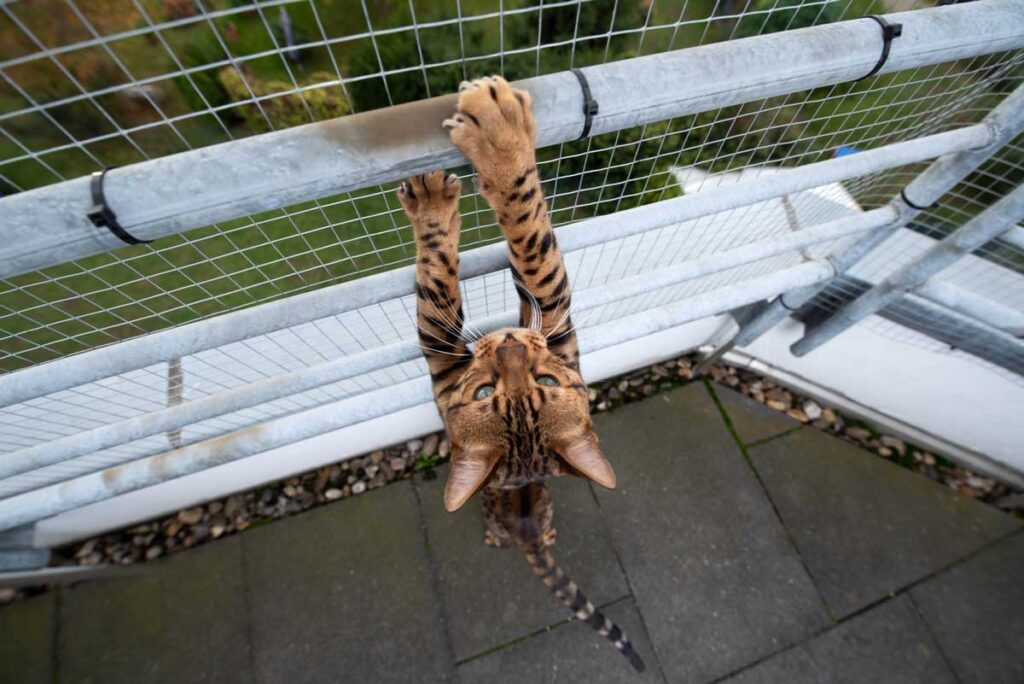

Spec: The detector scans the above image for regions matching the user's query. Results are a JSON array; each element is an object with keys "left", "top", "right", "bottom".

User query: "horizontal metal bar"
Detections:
[
  {"left": 0, "top": 207, "right": 890, "bottom": 488},
  {"left": 0, "top": 563, "right": 143, "bottom": 588},
  {"left": 0, "top": 123, "right": 985, "bottom": 408},
  {"left": 1, "top": 0, "right": 1021, "bottom": 279},
  {"left": 732, "top": 80, "right": 1024, "bottom": 348},
  {"left": 792, "top": 183, "right": 1024, "bottom": 355},
  {"left": 917, "top": 281, "right": 1024, "bottom": 337},
  {"left": 0, "top": 260, "right": 834, "bottom": 531}
]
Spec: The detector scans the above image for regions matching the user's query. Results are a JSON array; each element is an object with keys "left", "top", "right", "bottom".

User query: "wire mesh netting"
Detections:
[{"left": 0, "top": 0, "right": 1022, "bottom": 477}]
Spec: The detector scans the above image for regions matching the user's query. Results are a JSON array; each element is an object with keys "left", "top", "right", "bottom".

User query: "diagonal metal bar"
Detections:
[
  {"left": 717, "top": 80, "right": 1024, "bottom": 357},
  {"left": 792, "top": 183, "right": 1024, "bottom": 355}
]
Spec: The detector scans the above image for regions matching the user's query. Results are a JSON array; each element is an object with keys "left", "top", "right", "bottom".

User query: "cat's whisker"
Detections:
[
  {"left": 544, "top": 277, "right": 574, "bottom": 339},
  {"left": 415, "top": 321, "right": 470, "bottom": 351},
  {"left": 402, "top": 337, "right": 471, "bottom": 359},
  {"left": 423, "top": 289, "right": 474, "bottom": 344},
  {"left": 510, "top": 274, "right": 543, "bottom": 332}
]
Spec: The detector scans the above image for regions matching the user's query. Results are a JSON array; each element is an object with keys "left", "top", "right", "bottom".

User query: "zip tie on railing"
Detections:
[
  {"left": 570, "top": 68, "right": 599, "bottom": 140},
  {"left": 86, "top": 169, "right": 152, "bottom": 246},
  {"left": 856, "top": 15, "right": 903, "bottom": 82},
  {"left": 900, "top": 188, "right": 939, "bottom": 211}
]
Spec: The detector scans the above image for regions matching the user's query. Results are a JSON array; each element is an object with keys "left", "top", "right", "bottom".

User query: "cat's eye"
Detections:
[
  {"left": 536, "top": 375, "right": 559, "bottom": 387},
  {"left": 474, "top": 384, "right": 496, "bottom": 400}
]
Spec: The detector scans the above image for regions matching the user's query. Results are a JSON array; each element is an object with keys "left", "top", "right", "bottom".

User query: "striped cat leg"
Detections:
[
  {"left": 397, "top": 171, "right": 471, "bottom": 400},
  {"left": 445, "top": 76, "right": 579, "bottom": 369}
]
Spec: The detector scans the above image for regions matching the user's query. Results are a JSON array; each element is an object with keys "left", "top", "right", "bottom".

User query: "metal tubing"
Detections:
[
  {"left": 0, "top": 260, "right": 834, "bottom": 531},
  {"left": 0, "top": 208, "right": 889, "bottom": 487},
  {"left": 731, "top": 80, "right": 1024, "bottom": 349},
  {"left": 0, "top": 123, "right": 984, "bottom": 408},
  {"left": 916, "top": 281, "right": 1024, "bottom": 337},
  {"left": 1, "top": 0, "right": 1021, "bottom": 279},
  {"left": 792, "top": 184, "right": 1024, "bottom": 355}
]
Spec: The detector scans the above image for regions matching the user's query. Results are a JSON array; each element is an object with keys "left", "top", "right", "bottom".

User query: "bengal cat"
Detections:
[{"left": 397, "top": 76, "right": 644, "bottom": 672}]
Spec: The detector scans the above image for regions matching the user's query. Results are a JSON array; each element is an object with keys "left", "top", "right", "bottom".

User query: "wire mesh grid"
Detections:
[{"left": 0, "top": 0, "right": 1022, "bottom": 468}]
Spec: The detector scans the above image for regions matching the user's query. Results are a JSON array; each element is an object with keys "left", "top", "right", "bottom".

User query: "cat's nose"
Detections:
[
  {"left": 495, "top": 340, "right": 527, "bottom": 370},
  {"left": 501, "top": 332, "right": 517, "bottom": 345}
]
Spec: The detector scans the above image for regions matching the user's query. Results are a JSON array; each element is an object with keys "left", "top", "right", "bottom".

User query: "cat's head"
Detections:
[{"left": 441, "top": 327, "right": 616, "bottom": 511}]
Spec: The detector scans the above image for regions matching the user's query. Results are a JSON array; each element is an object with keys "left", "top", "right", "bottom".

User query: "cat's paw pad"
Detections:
[
  {"left": 444, "top": 76, "right": 535, "bottom": 179},
  {"left": 397, "top": 171, "right": 461, "bottom": 222}
]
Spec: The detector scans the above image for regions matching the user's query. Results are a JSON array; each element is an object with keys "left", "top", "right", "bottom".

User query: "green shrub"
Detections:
[{"left": 217, "top": 68, "right": 350, "bottom": 132}]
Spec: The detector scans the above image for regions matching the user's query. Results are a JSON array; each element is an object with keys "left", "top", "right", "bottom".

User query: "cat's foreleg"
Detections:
[
  {"left": 397, "top": 171, "right": 471, "bottom": 400},
  {"left": 445, "top": 76, "right": 578, "bottom": 369}
]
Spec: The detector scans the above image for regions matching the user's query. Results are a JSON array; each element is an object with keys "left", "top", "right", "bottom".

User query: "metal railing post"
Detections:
[
  {"left": 702, "top": 81, "right": 1024, "bottom": 364},
  {"left": 792, "top": 183, "right": 1024, "bottom": 355}
]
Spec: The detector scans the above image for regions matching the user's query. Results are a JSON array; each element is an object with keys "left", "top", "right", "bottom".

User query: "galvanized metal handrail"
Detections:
[
  {"left": 1, "top": 0, "right": 1022, "bottom": 280},
  {"left": 0, "top": 124, "right": 990, "bottom": 408},
  {"left": 0, "top": 206, "right": 895, "bottom": 488},
  {"left": 0, "top": 260, "right": 835, "bottom": 532}
]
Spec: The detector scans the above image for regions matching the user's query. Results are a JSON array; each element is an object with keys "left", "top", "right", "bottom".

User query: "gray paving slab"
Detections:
[
  {"left": 593, "top": 384, "right": 830, "bottom": 684},
  {"left": 242, "top": 481, "right": 455, "bottom": 684},
  {"left": 911, "top": 530, "right": 1024, "bottom": 684},
  {"left": 750, "top": 428, "right": 1021, "bottom": 618},
  {"left": 58, "top": 536, "right": 251, "bottom": 684},
  {"left": 0, "top": 591, "right": 55, "bottom": 684},
  {"left": 711, "top": 385, "right": 801, "bottom": 445},
  {"left": 417, "top": 465, "right": 630, "bottom": 661},
  {"left": 721, "top": 596, "right": 957, "bottom": 684},
  {"left": 457, "top": 599, "right": 662, "bottom": 683}
]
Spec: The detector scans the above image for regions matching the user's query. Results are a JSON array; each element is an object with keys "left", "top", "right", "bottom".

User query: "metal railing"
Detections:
[{"left": 0, "top": 0, "right": 1022, "bottom": 562}]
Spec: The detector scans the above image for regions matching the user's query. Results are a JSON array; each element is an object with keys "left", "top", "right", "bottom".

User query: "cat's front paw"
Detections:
[
  {"left": 397, "top": 171, "right": 462, "bottom": 237},
  {"left": 443, "top": 76, "right": 536, "bottom": 189}
]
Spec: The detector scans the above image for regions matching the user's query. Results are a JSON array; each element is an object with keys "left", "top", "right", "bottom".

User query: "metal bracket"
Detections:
[
  {"left": 855, "top": 16, "right": 903, "bottom": 82},
  {"left": 570, "top": 68, "right": 599, "bottom": 140},
  {"left": 87, "top": 169, "right": 153, "bottom": 246}
]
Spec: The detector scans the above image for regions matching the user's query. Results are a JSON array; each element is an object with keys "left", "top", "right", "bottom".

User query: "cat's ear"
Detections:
[
  {"left": 553, "top": 433, "right": 616, "bottom": 490},
  {"left": 445, "top": 446, "right": 501, "bottom": 512}
]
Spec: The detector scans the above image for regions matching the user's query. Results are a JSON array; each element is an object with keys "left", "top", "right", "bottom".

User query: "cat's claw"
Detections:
[{"left": 543, "top": 528, "right": 557, "bottom": 547}]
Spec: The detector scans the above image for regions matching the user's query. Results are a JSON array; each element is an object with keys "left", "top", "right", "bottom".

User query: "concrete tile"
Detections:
[
  {"left": 712, "top": 385, "right": 801, "bottom": 445},
  {"left": 58, "top": 537, "right": 251, "bottom": 684},
  {"left": 911, "top": 530, "right": 1024, "bottom": 684},
  {"left": 0, "top": 592, "right": 56, "bottom": 684},
  {"left": 243, "top": 481, "right": 455, "bottom": 684},
  {"left": 593, "top": 384, "right": 830, "bottom": 684},
  {"left": 456, "top": 599, "right": 661, "bottom": 683},
  {"left": 722, "top": 596, "right": 956, "bottom": 684},
  {"left": 417, "top": 466, "right": 629, "bottom": 661},
  {"left": 750, "top": 428, "right": 1021, "bottom": 617}
]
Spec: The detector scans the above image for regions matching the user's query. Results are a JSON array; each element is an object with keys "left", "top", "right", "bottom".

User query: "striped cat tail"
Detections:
[{"left": 521, "top": 543, "right": 646, "bottom": 672}]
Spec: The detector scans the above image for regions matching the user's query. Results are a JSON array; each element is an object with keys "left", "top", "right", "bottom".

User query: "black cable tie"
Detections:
[
  {"left": 900, "top": 189, "right": 938, "bottom": 211},
  {"left": 570, "top": 68, "right": 599, "bottom": 140},
  {"left": 855, "top": 15, "right": 903, "bottom": 82},
  {"left": 86, "top": 168, "right": 152, "bottom": 246}
]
